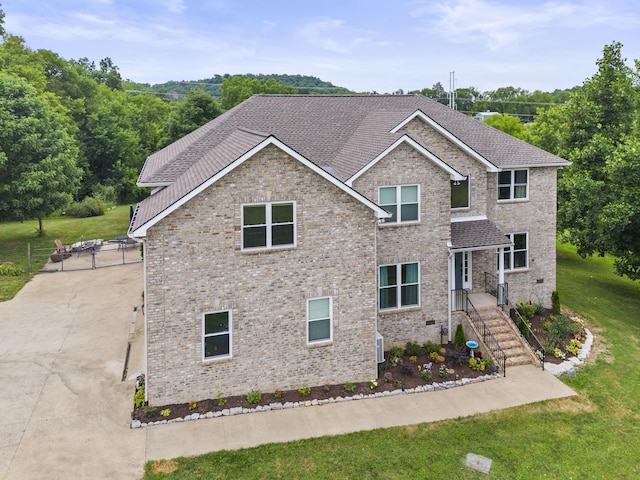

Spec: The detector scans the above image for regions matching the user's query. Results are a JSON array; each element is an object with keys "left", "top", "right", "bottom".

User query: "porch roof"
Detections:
[{"left": 450, "top": 219, "right": 512, "bottom": 251}]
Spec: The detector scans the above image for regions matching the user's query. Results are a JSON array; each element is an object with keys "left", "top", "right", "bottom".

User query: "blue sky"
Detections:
[{"left": 3, "top": 0, "right": 639, "bottom": 93}]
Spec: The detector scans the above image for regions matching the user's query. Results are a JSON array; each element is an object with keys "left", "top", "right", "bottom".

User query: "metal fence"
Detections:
[{"left": 30, "top": 239, "right": 141, "bottom": 273}]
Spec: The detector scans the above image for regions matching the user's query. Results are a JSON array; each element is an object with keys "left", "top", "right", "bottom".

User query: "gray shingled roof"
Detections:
[
  {"left": 450, "top": 220, "right": 513, "bottom": 250},
  {"left": 130, "top": 94, "right": 569, "bottom": 235}
]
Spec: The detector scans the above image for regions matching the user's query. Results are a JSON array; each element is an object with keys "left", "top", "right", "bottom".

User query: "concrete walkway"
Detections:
[{"left": 0, "top": 253, "right": 576, "bottom": 479}]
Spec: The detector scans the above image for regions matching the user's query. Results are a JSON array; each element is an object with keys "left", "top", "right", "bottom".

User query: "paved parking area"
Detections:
[{"left": 0, "top": 256, "right": 146, "bottom": 480}]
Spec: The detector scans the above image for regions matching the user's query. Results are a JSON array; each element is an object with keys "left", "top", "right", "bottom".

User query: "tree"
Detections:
[
  {"left": 220, "top": 75, "right": 295, "bottom": 110},
  {"left": 483, "top": 114, "right": 525, "bottom": 139},
  {"left": 0, "top": 2, "right": 5, "bottom": 38},
  {"left": 0, "top": 73, "right": 82, "bottom": 233},
  {"left": 530, "top": 42, "right": 640, "bottom": 279},
  {"left": 162, "top": 89, "right": 221, "bottom": 145}
]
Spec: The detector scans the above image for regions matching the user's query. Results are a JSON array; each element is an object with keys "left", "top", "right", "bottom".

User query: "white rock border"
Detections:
[
  {"left": 131, "top": 372, "right": 500, "bottom": 429},
  {"left": 543, "top": 328, "right": 593, "bottom": 377}
]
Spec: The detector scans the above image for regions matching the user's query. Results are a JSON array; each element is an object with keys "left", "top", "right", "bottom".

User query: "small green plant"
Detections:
[
  {"left": 188, "top": 400, "right": 197, "bottom": 410},
  {"left": 216, "top": 391, "right": 228, "bottom": 407},
  {"left": 323, "top": 384, "right": 330, "bottom": 392},
  {"left": 246, "top": 389, "right": 262, "bottom": 404},
  {"left": 420, "top": 369, "right": 432, "bottom": 381},
  {"left": 438, "top": 364, "right": 449, "bottom": 378},
  {"left": 409, "top": 355, "right": 418, "bottom": 363},
  {"left": 134, "top": 386, "right": 145, "bottom": 408},
  {"left": 298, "top": 384, "right": 311, "bottom": 396},
  {"left": 274, "top": 389, "right": 283, "bottom": 398},
  {"left": 553, "top": 347, "right": 566, "bottom": 359},
  {"left": 516, "top": 301, "right": 537, "bottom": 320},
  {"left": 160, "top": 408, "right": 171, "bottom": 417},
  {"left": 545, "top": 314, "right": 579, "bottom": 346},
  {"left": 551, "top": 290, "right": 561, "bottom": 314},
  {"left": 389, "top": 346, "right": 404, "bottom": 365},
  {"left": 422, "top": 341, "right": 440, "bottom": 354},
  {"left": 144, "top": 407, "right": 157, "bottom": 418},
  {"left": 344, "top": 382, "right": 356, "bottom": 393},
  {"left": 429, "top": 351, "right": 441, "bottom": 362},
  {"left": 404, "top": 341, "right": 422, "bottom": 356},
  {"left": 454, "top": 323, "right": 467, "bottom": 349},
  {"left": 0, "top": 262, "right": 23, "bottom": 276},
  {"left": 566, "top": 338, "right": 582, "bottom": 355},
  {"left": 392, "top": 379, "right": 402, "bottom": 389},
  {"left": 369, "top": 379, "right": 378, "bottom": 390},
  {"left": 469, "top": 357, "right": 486, "bottom": 371}
]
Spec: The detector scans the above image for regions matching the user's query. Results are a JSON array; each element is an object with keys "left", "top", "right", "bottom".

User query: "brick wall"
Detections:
[{"left": 145, "top": 144, "right": 379, "bottom": 405}]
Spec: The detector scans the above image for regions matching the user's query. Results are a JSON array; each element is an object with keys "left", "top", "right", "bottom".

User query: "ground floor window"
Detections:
[
  {"left": 307, "top": 297, "right": 332, "bottom": 343},
  {"left": 203, "top": 310, "right": 231, "bottom": 359},
  {"left": 379, "top": 262, "right": 420, "bottom": 310}
]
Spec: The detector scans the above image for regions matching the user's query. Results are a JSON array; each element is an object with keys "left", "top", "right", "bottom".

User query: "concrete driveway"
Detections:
[{"left": 0, "top": 254, "right": 147, "bottom": 480}]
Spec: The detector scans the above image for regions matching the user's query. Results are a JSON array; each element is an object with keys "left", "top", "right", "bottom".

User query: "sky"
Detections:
[{"left": 2, "top": 0, "right": 640, "bottom": 94}]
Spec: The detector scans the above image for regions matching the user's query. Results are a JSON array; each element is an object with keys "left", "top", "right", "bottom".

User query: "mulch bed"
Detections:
[{"left": 132, "top": 343, "right": 496, "bottom": 423}]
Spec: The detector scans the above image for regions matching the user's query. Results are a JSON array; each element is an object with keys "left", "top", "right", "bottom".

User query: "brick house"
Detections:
[{"left": 128, "top": 95, "right": 569, "bottom": 406}]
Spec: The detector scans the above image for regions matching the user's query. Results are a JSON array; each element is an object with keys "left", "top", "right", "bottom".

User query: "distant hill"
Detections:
[{"left": 143, "top": 74, "right": 353, "bottom": 100}]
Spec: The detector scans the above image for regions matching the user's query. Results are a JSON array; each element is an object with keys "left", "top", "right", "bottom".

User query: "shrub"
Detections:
[
  {"left": 454, "top": 323, "right": 467, "bottom": 349},
  {"left": 0, "top": 262, "right": 23, "bottom": 276},
  {"left": 389, "top": 346, "right": 404, "bottom": 359},
  {"left": 422, "top": 341, "right": 440, "bottom": 354},
  {"left": 160, "top": 408, "right": 171, "bottom": 417},
  {"left": 516, "top": 301, "right": 537, "bottom": 320},
  {"left": 246, "top": 389, "right": 262, "bottom": 404},
  {"left": 551, "top": 290, "right": 561, "bottom": 315},
  {"left": 66, "top": 196, "right": 105, "bottom": 218},
  {"left": 545, "top": 314, "right": 579, "bottom": 346},
  {"left": 298, "top": 384, "right": 311, "bottom": 396},
  {"left": 429, "top": 351, "right": 440, "bottom": 362},
  {"left": 144, "top": 408, "right": 157, "bottom": 418},
  {"left": 344, "top": 382, "right": 356, "bottom": 393},
  {"left": 404, "top": 341, "right": 422, "bottom": 356},
  {"left": 134, "top": 386, "right": 145, "bottom": 408}
]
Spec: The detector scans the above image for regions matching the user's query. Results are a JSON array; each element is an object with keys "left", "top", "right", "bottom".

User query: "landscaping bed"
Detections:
[{"left": 132, "top": 341, "right": 497, "bottom": 424}]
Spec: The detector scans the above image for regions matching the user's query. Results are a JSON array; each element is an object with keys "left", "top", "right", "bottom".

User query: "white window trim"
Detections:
[
  {"left": 307, "top": 296, "right": 333, "bottom": 345},
  {"left": 378, "top": 261, "right": 421, "bottom": 311},
  {"left": 378, "top": 184, "right": 420, "bottom": 224},
  {"left": 241, "top": 201, "right": 296, "bottom": 250},
  {"left": 497, "top": 169, "right": 529, "bottom": 202},
  {"left": 451, "top": 175, "right": 471, "bottom": 210},
  {"left": 502, "top": 232, "right": 529, "bottom": 271},
  {"left": 202, "top": 310, "right": 232, "bottom": 361}
]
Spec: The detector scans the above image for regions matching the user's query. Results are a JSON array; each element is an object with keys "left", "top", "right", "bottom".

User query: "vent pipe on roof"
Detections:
[{"left": 449, "top": 71, "right": 457, "bottom": 110}]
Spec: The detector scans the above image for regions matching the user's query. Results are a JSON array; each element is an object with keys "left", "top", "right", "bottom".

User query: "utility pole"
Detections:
[{"left": 449, "top": 71, "right": 457, "bottom": 110}]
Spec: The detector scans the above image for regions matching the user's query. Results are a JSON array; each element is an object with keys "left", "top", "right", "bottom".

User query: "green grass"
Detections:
[
  {"left": 0, "top": 206, "right": 132, "bottom": 301},
  {"left": 143, "top": 242, "right": 640, "bottom": 479}
]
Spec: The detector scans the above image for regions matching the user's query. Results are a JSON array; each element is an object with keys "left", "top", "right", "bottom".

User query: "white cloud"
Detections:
[
  {"left": 296, "top": 17, "right": 373, "bottom": 54},
  {"left": 165, "top": 0, "right": 187, "bottom": 14}
]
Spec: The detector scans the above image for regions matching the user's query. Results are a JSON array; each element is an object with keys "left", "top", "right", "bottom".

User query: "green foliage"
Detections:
[
  {"left": 422, "top": 341, "right": 440, "bottom": 354},
  {"left": 420, "top": 369, "right": 432, "bottom": 382},
  {"left": 483, "top": 114, "right": 525, "bottom": 139},
  {"left": 545, "top": 314, "right": 580, "bottom": 346},
  {"left": 161, "top": 89, "right": 222, "bottom": 146},
  {"left": 143, "top": 408, "right": 157, "bottom": 418},
  {"left": 297, "top": 384, "right": 311, "bottom": 397},
  {"left": 343, "top": 382, "right": 356, "bottom": 393},
  {"left": 404, "top": 341, "right": 422, "bottom": 356},
  {"left": 388, "top": 346, "right": 404, "bottom": 360},
  {"left": 516, "top": 301, "right": 537, "bottom": 320},
  {"left": 551, "top": 290, "right": 561, "bottom": 314},
  {"left": 216, "top": 391, "right": 228, "bottom": 407},
  {"left": 246, "top": 389, "right": 262, "bottom": 404},
  {"left": 134, "top": 386, "right": 145, "bottom": 408},
  {"left": 65, "top": 196, "right": 105, "bottom": 218},
  {"left": 453, "top": 323, "right": 466, "bottom": 349},
  {"left": 566, "top": 338, "right": 582, "bottom": 356},
  {"left": 0, "top": 262, "right": 22, "bottom": 276},
  {"left": 159, "top": 408, "right": 171, "bottom": 417},
  {"left": 220, "top": 75, "right": 296, "bottom": 110}
]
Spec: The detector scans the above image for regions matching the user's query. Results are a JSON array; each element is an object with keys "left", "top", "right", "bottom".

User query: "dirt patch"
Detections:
[{"left": 151, "top": 460, "right": 178, "bottom": 474}]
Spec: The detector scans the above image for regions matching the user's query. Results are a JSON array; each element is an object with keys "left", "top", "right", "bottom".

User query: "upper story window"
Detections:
[
  {"left": 499, "top": 232, "right": 528, "bottom": 271},
  {"left": 451, "top": 176, "right": 470, "bottom": 209},
  {"left": 379, "top": 185, "right": 419, "bottom": 224},
  {"left": 307, "top": 297, "right": 332, "bottom": 344},
  {"left": 379, "top": 262, "right": 420, "bottom": 310},
  {"left": 498, "top": 169, "right": 528, "bottom": 201},
  {"left": 203, "top": 311, "right": 231, "bottom": 360},
  {"left": 242, "top": 202, "right": 295, "bottom": 250}
]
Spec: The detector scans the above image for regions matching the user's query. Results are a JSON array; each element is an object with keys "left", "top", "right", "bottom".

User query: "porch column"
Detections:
[{"left": 498, "top": 247, "right": 505, "bottom": 285}]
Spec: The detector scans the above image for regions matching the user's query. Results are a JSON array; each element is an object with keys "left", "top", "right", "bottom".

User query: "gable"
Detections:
[{"left": 130, "top": 135, "right": 390, "bottom": 237}]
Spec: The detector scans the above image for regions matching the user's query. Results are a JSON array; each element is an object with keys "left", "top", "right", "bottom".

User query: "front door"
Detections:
[{"left": 454, "top": 251, "right": 472, "bottom": 290}]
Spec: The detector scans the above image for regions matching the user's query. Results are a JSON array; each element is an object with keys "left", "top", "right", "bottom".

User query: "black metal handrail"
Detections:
[
  {"left": 466, "top": 298, "right": 507, "bottom": 377},
  {"left": 483, "top": 272, "right": 508, "bottom": 307},
  {"left": 451, "top": 289, "right": 468, "bottom": 312},
  {"left": 510, "top": 307, "right": 546, "bottom": 370}
]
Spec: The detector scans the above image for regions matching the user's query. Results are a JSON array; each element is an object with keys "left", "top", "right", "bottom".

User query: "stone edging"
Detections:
[
  {"left": 131, "top": 372, "right": 500, "bottom": 429},
  {"left": 543, "top": 328, "right": 594, "bottom": 377}
]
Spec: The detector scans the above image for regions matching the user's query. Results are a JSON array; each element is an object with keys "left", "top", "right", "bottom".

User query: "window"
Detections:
[
  {"left": 498, "top": 169, "right": 528, "bottom": 200},
  {"left": 203, "top": 311, "right": 231, "bottom": 359},
  {"left": 379, "top": 185, "right": 419, "bottom": 223},
  {"left": 499, "top": 233, "right": 528, "bottom": 270},
  {"left": 307, "top": 297, "right": 332, "bottom": 344},
  {"left": 379, "top": 262, "right": 420, "bottom": 310},
  {"left": 451, "top": 176, "right": 470, "bottom": 209},
  {"left": 242, "top": 202, "right": 294, "bottom": 249}
]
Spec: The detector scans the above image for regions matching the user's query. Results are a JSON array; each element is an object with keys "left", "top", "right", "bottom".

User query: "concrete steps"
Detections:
[{"left": 476, "top": 307, "right": 538, "bottom": 368}]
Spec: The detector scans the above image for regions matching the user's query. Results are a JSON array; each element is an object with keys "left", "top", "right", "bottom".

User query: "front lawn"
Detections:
[{"left": 143, "top": 241, "right": 640, "bottom": 479}]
